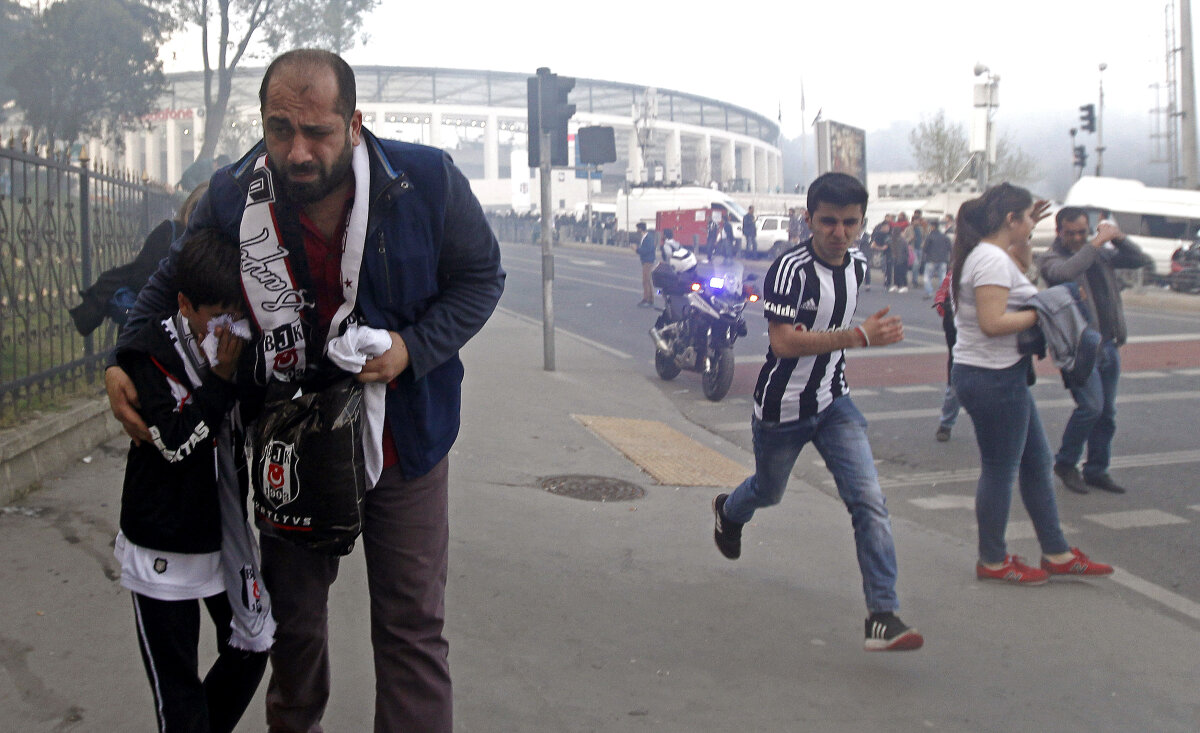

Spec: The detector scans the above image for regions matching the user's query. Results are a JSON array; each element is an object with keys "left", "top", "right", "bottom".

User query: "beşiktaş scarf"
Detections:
[
  {"left": 239, "top": 143, "right": 386, "bottom": 487},
  {"left": 163, "top": 313, "right": 275, "bottom": 652}
]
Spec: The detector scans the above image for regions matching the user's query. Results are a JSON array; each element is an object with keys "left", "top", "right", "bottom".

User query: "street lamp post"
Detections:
[
  {"left": 972, "top": 63, "right": 1000, "bottom": 190},
  {"left": 1097, "top": 62, "right": 1107, "bottom": 176}
]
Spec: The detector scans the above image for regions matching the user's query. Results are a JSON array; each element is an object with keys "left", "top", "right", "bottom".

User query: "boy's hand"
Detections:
[{"left": 210, "top": 325, "right": 244, "bottom": 382}]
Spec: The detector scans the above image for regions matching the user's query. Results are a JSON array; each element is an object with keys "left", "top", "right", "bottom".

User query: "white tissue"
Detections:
[{"left": 200, "top": 315, "right": 252, "bottom": 364}]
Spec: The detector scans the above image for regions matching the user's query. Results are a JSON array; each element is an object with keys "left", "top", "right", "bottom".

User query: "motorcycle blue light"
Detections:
[{"left": 708, "top": 276, "right": 725, "bottom": 289}]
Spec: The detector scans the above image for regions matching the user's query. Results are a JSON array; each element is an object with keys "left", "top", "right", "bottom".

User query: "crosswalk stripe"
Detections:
[
  {"left": 1121, "top": 371, "right": 1170, "bottom": 379},
  {"left": 1108, "top": 568, "right": 1200, "bottom": 623},
  {"left": 862, "top": 390, "right": 1200, "bottom": 423},
  {"left": 909, "top": 495, "right": 974, "bottom": 510},
  {"left": 1084, "top": 510, "right": 1190, "bottom": 530},
  {"left": 863, "top": 449, "right": 1200, "bottom": 489}
]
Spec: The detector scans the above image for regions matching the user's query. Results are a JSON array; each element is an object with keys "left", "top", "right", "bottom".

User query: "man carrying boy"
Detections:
[
  {"left": 711, "top": 172, "right": 924, "bottom": 652},
  {"left": 114, "top": 230, "right": 270, "bottom": 733},
  {"left": 106, "top": 49, "right": 504, "bottom": 731}
]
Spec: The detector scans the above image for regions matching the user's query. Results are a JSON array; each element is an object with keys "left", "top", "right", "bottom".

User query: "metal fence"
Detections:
[{"left": 0, "top": 144, "right": 175, "bottom": 424}]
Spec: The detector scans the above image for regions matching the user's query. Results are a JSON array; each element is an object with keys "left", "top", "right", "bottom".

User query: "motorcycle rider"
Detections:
[
  {"left": 651, "top": 231, "right": 699, "bottom": 337},
  {"left": 660, "top": 227, "right": 686, "bottom": 262}
]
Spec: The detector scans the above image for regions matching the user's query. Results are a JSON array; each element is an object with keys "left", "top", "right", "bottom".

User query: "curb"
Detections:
[{"left": 0, "top": 397, "right": 124, "bottom": 505}]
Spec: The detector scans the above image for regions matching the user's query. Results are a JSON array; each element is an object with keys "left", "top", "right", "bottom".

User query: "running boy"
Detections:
[{"left": 113, "top": 229, "right": 271, "bottom": 733}]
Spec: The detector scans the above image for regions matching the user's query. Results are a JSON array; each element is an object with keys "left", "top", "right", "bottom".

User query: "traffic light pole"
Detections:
[{"left": 539, "top": 124, "right": 555, "bottom": 371}]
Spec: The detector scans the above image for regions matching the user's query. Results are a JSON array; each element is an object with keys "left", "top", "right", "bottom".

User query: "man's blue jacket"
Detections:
[{"left": 117, "top": 128, "right": 506, "bottom": 479}]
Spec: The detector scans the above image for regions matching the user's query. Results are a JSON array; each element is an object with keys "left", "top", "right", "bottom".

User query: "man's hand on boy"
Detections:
[{"left": 105, "top": 366, "right": 151, "bottom": 446}]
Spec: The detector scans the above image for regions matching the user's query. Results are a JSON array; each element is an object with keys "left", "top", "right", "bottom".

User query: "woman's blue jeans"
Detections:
[
  {"left": 723, "top": 397, "right": 900, "bottom": 613},
  {"left": 951, "top": 359, "right": 1071, "bottom": 564}
]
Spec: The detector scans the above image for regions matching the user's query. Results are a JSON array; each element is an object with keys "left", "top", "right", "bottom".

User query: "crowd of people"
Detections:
[{"left": 865, "top": 210, "right": 956, "bottom": 295}]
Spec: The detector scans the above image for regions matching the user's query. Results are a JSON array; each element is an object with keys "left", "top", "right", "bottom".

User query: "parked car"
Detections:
[{"left": 755, "top": 214, "right": 792, "bottom": 261}]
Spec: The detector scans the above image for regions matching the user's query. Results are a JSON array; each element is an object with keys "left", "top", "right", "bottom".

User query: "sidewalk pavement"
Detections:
[{"left": 1, "top": 306, "right": 1197, "bottom": 732}]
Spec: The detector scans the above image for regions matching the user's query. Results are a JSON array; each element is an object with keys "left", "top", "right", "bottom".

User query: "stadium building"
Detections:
[{"left": 100, "top": 66, "right": 784, "bottom": 212}]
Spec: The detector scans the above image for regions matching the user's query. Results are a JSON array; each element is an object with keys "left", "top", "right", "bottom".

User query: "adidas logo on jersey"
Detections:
[{"left": 799, "top": 298, "right": 818, "bottom": 311}]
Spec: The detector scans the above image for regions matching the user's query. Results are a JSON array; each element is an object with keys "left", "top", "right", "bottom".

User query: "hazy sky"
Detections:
[{"left": 158, "top": 0, "right": 1196, "bottom": 190}]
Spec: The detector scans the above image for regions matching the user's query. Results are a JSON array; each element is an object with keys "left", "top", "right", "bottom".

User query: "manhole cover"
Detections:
[{"left": 538, "top": 475, "right": 646, "bottom": 502}]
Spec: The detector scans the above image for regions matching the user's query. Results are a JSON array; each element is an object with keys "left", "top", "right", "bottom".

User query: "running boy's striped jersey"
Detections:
[{"left": 754, "top": 241, "right": 867, "bottom": 422}]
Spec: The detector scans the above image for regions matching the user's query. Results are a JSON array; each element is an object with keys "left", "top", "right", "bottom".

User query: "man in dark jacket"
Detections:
[
  {"left": 743, "top": 206, "right": 758, "bottom": 257},
  {"left": 635, "top": 221, "right": 657, "bottom": 306},
  {"left": 1037, "top": 207, "right": 1150, "bottom": 495},
  {"left": 104, "top": 49, "right": 505, "bottom": 732},
  {"left": 921, "top": 219, "right": 952, "bottom": 300}
]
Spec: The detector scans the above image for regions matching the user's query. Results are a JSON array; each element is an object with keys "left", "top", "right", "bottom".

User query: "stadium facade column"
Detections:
[
  {"left": 666, "top": 127, "right": 682, "bottom": 185},
  {"left": 166, "top": 117, "right": 182, "bottom": 188},
  {"left": 627, "top": 126, "right": 644, "bottom": 183},
  {"left": 484, "top": 113, "right": 499, "bottom": 179},
  {"left": 429, "top": 111, "right": 442, "bottom": 149},
  {"left": 124, "top": 129, "right": 143, "bottom": 177},
  {"left": 754, "top": 146, "right": 767, "bottom": 193},
  {"left": 721, "top": 137, "right": 736, "bottom": 190},
  {"left": 145, "top": 127, "right": 162, "bottom": 184},
  {"left": 699, "top": 134, "right": 712, "bottom": 186},
  {"left": 738, "top": 141, "right": 755, "bottom": 192}
]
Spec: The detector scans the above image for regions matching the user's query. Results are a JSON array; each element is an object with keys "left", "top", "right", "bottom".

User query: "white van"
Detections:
[
  {"left": 616, "top": 186, "right": 747, "bottom": 247},
  {"left": 1059, "top": 176, "right": 1200, "bottom": 278}
]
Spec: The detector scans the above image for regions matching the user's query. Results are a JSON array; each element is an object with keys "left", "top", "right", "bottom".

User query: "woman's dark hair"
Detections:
[
  {"left": 175, "top": 229, "right": 246, "bottom": 311},
  {"left": 950, "top": 182, "right": 1033, "bottom": 301}
]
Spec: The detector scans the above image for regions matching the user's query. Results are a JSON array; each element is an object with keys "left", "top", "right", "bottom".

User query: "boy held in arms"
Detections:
[{"left": 113, "top": 229, "right": 270, "bottom": 733}]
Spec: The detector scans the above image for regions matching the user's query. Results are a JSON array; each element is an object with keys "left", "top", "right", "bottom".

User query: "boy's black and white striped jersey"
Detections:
[{"left": 754, "top": 240, "right": 867, "bottom": 423}]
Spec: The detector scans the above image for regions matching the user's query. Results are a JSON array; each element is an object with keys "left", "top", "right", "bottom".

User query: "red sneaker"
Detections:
[
  {"left": 976, "top": 555, "right": 1049, "bottom": 585},
  {"left": 1040, "top": 547, "right": 1114, "bottom": 576}
]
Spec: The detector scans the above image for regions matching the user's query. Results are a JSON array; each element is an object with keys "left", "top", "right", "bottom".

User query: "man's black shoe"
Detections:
[
  {"left": 712, "top": 494, "right": 743, "bottom": 560},
  {"left": 1084, "top": 473, "right": 1127, "bottom": 494},
  {"left": 1054, "top": 463, "right": 1088, "bottom": 494}
]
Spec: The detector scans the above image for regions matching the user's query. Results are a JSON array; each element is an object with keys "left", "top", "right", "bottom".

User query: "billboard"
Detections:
[{"left": 816, "top": 120, "right": 867, "bottom": 184}]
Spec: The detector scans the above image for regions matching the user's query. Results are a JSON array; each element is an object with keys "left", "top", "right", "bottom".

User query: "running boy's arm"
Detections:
[{"left": 767, "top": 307, "right": 904, "bottom": 358}]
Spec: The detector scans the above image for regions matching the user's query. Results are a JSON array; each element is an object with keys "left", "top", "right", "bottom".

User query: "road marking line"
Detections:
[
  {"left": 1007, "top": 519, "right": 1076, "bottom": 540},
  {"left": 865, "top": 449, "right": 1200, "bottom": 489},
  {"left": 909, "top": 495, "right": 974, "bottom": 510},
  {"left": 1121, "top": 371, "right": 1170, "bottom": 379},
  {"left": 496, "top": 307, "right": 632, "bottom": 359},
  {"left": 862, "top": 390, "right": 1200, "bottom": 422},
  {"left": 1174, "top": 368, "right": 1200, "bottom": 376},
  {"left": 1109, "top": 566, "right": 1200, "bottom": 623},
  {"left": 887, "top": 385, "right": 939, "bottom": 394},
  {"left": 1083, "top": 509, "right": 1190, "bottom": 530},
  {"left": 853, "top": 388, "right": 879, "bottom": 397},
  {"left": 1190, "top": 505, "right": 1200, "bottom": 513},
  {"left": 1125, "top": 333, "right": 1200, "bottom": 344}
]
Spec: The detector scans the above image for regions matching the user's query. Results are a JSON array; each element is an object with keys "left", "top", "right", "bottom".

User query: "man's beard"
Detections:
[{"left": 279, "top": 139, "right": 353, "bottom": 204}]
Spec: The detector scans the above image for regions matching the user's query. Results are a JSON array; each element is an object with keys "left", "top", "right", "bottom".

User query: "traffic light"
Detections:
[
  {"left": 527, "top": 68, "right": 575, "bottom": 167},
  {"left": 1079, "top": 104, "right": 1096, "bottom": 133},
  {"left": 1074, "top": 145, "right": 1088, "bottom": 169}
]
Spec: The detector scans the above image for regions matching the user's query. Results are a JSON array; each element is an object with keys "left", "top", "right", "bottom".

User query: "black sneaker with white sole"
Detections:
[
  {"left": 864, "top": 612, "right": 924, "bottom": 651},
  {"left": 712, "top": 493, "right": 743, "bottom": 560}
]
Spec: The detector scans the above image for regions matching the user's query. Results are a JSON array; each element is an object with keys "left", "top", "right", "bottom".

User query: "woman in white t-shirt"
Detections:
[{"left": 950, "top": 183, "right": 1113, "bottom": 585}]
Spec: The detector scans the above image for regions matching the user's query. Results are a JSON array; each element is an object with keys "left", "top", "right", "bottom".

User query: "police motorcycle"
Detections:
[{"left": 649, "top": 248, "right": 758, "bottom": 401}]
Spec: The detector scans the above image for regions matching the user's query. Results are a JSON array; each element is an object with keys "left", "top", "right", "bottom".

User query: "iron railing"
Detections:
[{"left": 0, "top": 144, "right": 175, "bottom": 424}]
